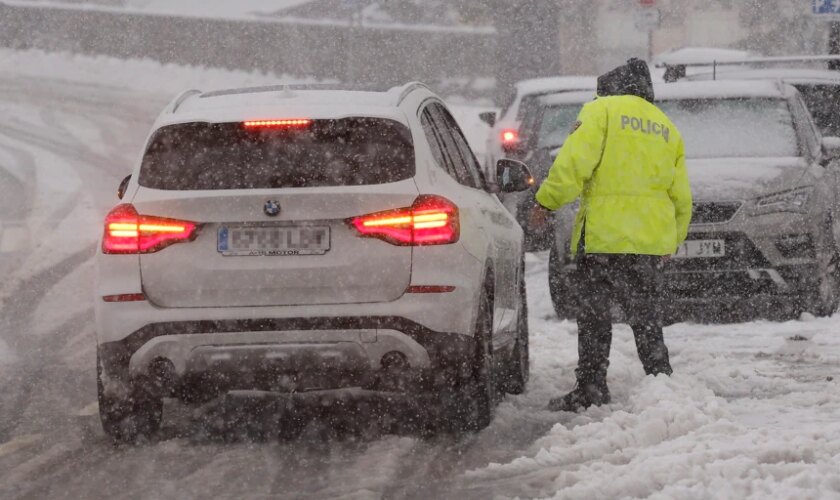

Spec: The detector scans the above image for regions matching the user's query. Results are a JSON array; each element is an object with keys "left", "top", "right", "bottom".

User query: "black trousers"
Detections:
[{"left": 574, "top": 254, "right": 673, "bottom": 384}]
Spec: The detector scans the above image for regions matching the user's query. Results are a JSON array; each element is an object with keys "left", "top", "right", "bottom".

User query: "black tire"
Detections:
[
  {"left": 446, "top": 288, "right": 496, "bottom": 432},
  {"left": 503, "top": 261, "right": 529, "bottom": 394},
  {"left": 97, "top": 350, "right": 163, "bottom": 443},
  {"left": 549, "top": 240, "right": 577, "bottom": 319},
  {"left": 804, "top": 226, "right": 840, "bottom": 317}
]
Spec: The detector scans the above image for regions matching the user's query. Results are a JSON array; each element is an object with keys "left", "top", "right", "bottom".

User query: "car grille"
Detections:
[{"left": 691, "top": 201, "right": 742, "bottom": 224}]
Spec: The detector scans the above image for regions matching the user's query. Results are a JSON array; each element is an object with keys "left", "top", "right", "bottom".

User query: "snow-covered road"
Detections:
[{"left": 0, "top": 50, "right": 839, "bottom": 500}]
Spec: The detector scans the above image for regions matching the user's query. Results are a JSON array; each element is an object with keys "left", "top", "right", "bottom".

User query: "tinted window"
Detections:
[
  {"left": 794, "top": 83, "right": 840, "bottom": 138},
  {"left": 434, "top": 105, "right": 485, "bottom": 189},
  {"left": 139, "top": 118, "right": 414, "bottom": 190},
  {"left": 657, "top": 98, "right": 800, "bottom": 159},
  {"left": 420, "top": 109, "right": 453, "bottom": 177},
  {"left": 428, "top": 103, "right": 482, "bottom": 188}
]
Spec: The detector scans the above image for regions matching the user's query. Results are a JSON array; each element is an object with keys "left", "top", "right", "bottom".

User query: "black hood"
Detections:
[{"left": 597, "top": 58, "right": 655, "bottom": 103}]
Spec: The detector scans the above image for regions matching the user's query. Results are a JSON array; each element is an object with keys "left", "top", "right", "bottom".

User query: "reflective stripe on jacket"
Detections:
[{"left": 535, "top": 95, "right": 692, "bottom": 256}]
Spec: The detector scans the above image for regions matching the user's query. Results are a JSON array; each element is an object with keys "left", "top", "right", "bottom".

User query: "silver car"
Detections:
[{"left": 546, "top": 81, "right": 840, "bottom": 321}]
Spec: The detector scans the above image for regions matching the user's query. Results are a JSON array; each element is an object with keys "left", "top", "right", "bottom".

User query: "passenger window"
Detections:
[
  {"left": 420, "top": 109, "right": 453, "bottom": 176},
  {"left": 429, "top": 103, "right": 484, "bottom": 189},
  {"left": 420, "top": 103, "right": 473, "bottom": 187}
]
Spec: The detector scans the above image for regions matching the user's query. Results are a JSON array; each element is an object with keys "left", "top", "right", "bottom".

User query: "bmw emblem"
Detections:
[{"left": 264, "top": 200, "right": 281, "bottom": 217}]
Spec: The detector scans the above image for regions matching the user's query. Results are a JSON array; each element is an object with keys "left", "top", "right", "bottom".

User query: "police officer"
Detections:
[{"left": 531, "top": 58, "right": 692, "bottom": 412}]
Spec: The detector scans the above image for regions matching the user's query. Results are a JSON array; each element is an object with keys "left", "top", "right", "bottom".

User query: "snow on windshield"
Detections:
[
  {"left": 536, "top": 104, "right": 582, "bottom": 149},
  {"left": 659, "top": 98, "right": 800, "bottom": 159}
]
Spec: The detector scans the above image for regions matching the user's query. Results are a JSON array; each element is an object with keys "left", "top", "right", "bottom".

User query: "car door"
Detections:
[{"left": 429, "top": 102, "right": 522, "bottom": 346}]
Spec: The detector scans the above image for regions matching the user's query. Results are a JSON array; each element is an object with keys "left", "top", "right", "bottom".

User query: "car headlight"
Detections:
[{"left": 751, "top": 186, "right": 814, "bottom": 216}]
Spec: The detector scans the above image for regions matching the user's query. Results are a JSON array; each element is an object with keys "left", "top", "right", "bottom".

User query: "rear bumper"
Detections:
[{"left": 98, "top": 316, "right": 474, "bottom": 397}]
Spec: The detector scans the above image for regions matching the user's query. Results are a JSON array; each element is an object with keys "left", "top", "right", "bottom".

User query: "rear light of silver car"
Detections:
[
  {"left": 348, "top": 195, "right": 459, "bottom": 246},
  {"left": 102, "top": 204, "right": 198, "bottom": 254}
]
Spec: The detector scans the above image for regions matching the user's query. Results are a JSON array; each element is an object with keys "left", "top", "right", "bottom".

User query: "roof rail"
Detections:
[
  {"left": 395, "top": 82, "right": 431, "bottom": 105},
  {"left": 658, "top": 55, "right": 840, "bottom": 82},
  {"left": 170, "top": 89, "right": 202, "bottom": 113}
]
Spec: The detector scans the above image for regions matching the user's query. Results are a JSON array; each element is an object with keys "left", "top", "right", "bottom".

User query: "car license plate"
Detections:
[
  {"left": 673, "top": 239, "right": 725, "bottom": 259},
  {"left": 217, "top": 225, "right": 330, "bottom": 256}
]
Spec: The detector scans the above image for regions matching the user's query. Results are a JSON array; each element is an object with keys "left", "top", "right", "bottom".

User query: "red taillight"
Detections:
[
  {"left": 348, "top": 195, "right": 459, "bottom": 246},
  {"left": 242, "top": 119, "right": 311, "bottom": 129},
  {"left": 501, "top": 129, "right": 519, "bottom": 144},
  {"left": 102, "top": 204, "right": 198, "bottom": 254}
]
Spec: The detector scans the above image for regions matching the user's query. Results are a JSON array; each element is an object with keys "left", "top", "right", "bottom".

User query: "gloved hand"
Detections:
[{"left": 528, "top": 203, "right": 552, "bottom": 230}]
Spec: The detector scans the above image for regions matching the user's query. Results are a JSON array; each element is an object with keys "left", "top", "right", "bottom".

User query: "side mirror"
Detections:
[
  {"left": 479, "top": 111, "right": 497, "bottom": 128},
  {"left": 497, "top": 159, "right": 534, "bottom": 193},
  {"left": 821, "top": 136, "right": 840, "bottom": 165},
  {"left": 117, "top": 174, "right": 131, "bottom": 200}
]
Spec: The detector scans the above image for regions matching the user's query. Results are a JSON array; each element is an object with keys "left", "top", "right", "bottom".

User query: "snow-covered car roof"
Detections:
[
  {"left": 154, "top": 83, "right": 420, "bottom": 127},
  {"left": 535, "top": 90, "right": 596, "bottom": 106},
  {"left": 514, "top": 76, "right": 597, "bottom": 96},
  {"left": 687, "top": 68, "right": 840, "bottom": 84},
  {"left": 536, "top": 80, "right": 792, "bottom": 108},
  {"left": 655, "top": 80, "right": 793, "bottom": 100}
]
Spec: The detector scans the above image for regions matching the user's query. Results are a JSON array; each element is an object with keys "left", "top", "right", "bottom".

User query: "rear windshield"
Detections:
[
  {"left": 139, "top": 118, "right": 415, "bottom": 190},
  {"left": 794, "top": 83, "right": 840, "bottom": 137},
  {"left": 657, "top": 98, "right": 800, "bottom": 159}
]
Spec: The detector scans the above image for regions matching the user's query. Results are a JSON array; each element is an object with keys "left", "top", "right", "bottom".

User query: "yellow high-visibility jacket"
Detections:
[{"left": 535, "top": 95, "right": 692, "bottom": 256}]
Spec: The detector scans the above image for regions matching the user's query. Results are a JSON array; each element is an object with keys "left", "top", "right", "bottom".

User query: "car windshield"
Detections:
[
  {"left": 517, "top": 90, "right": 590, "bottom": 121},
  {"left": 657, "top": 98, "right": 800, "bottom": 159},
  {"left": 139, "top": 117, "right": 415, "bottom": 190},
  {"left": 535, "top": 104, "right": 584, "bottom": 149},
  {"left": 794, "top": 83, "right": 840, "bottom": 137}
]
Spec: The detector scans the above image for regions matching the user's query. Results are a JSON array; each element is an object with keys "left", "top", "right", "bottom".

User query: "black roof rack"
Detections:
[{"left": 657, "top": 55, "right": 840, "bottom": 82}]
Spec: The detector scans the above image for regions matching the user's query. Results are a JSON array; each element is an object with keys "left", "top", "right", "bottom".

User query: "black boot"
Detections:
[{"left": 547, "top": 381, "right": 610, "bottom": 412}]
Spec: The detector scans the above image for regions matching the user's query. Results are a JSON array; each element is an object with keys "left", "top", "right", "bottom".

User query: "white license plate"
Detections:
[
  {"left": 217, "top": 225, "right": 330, "bottom": 256},
  {"left": 673, "top": 239, "right": 725, "bottom": 259}
]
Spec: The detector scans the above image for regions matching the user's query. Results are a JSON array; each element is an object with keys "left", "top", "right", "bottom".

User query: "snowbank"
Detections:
[
  {"left": 0, "top": 48, "right": 489, "bottom": 153},
  {"left": 0, "top": 49, "right": 319, "bottom": 98},
  {"left": 463, "top": 287, "right": 840, "bottom": 500},
  {"left": 4, "top": 0, "right": 313, "bottom": 21}
]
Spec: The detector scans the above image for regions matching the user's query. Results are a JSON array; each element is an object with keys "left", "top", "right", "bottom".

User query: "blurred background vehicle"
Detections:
[{"left": 478, "top": 76, "right": 596, "bottom": 185}]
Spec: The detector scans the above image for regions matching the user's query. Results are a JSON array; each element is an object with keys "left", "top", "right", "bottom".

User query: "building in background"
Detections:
[{"left": 561, "top": 0, "right": 829, "bottom": 74}]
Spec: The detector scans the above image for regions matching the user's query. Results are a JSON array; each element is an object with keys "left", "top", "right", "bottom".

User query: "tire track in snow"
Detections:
[{"left": 0, "top": 308, "right": 93, "bottom": 442}]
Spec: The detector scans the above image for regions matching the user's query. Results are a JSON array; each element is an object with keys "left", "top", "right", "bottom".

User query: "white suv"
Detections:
[{"left": 95, "top": 83, "right": 532, "bottom": 441}]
